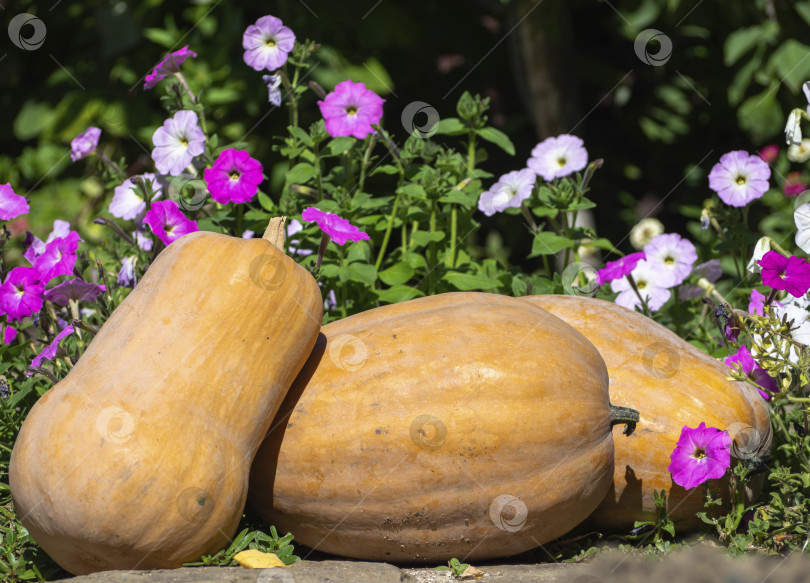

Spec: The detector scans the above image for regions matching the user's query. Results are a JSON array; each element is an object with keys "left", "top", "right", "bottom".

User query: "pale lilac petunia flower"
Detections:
[
  {"left": 144, "top": 46, "right": 197, "bottom": 90},
  {"left": 611, "top": 259, "right": 671, "bottom": 312},
  {"left": 43, "top": 278, "right": 106, "bottom": 306},
  {"left": 0, "top": 267, "right": 44, "bottom": 322},
  {"left": 527, "top": 134, "right": 588, "bottom": 181},
  {"left": 643, "top": 233, "right": 698, "bottom": 287},
  {"left": 301, "top": 207, "right": 369, "bottom": 245},
  {"left": 204, "top": 148, "right": 264, "bottom": 204},
  {"left": 242, "top": 230, "right": 255, "bottom": 239},
  {"left": 318, "top": 80, "right": 385, "bottom": 140},
  {"left": 135, "top": 231, "right": 153, "bottom": 251},
  {"left": 242, "top": 15, "right": 295, "bottom": 72},
  {"left": 708, "top": 150, "right": 771, "bottom": 207},
  {"left": 117, "top": 256, "right": 138, "bottom": 288},
  {"left": 70, "top": 127, "right": 101, "bottom": 162},
  {"left": 287, "top": 218, "right": 312, "bottom": 256},
  {"left": 109, "top": 174, "right": 163, "bottom": 220},
  {"left": 668, "top": 422, "right": 731, "bottom": 490},
  {"left": 28, "top": 325, "right": 75, "bottom": 375},
  {"left": 0, "top": 183, "right": 29, "bottom": 220},
  {"left": 263, "top": 74, "right": 283, "bottom": 107},
  {"left": 151, "top": 111, "right": 205, "bottom": 176},
  {"left": 143, "top": 200, "right": 199, "bottom": 246},
  {"left": 477, "top": 169, "right": 536, "bottom": 217}
]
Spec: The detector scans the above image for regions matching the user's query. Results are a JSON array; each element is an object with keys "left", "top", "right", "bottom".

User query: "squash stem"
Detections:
[{"left": 609, "top": 403, "right": 640, "bottom": 436}]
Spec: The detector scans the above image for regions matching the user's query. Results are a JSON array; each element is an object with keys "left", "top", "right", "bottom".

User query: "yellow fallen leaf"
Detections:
[
  {"left": 233, "top": 549, "right": 288, "bottom": 569},
  {"left": 460, "top": 565, "right": 484, "bottom": 579}
]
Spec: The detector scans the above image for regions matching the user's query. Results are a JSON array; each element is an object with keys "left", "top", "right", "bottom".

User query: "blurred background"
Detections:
[{"left": 1, "top": 0, "right": 809, "bottom": 266}]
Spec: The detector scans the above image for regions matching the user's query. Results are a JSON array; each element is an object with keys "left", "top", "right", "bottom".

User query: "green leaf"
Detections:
[
  {"left": 345, "top": 240, "right": 371, "bottom": 263},
  {"left": 529, "top": 232, "right": 575, "bottom": 256},
  {"left": 438, "top": 189, "right": 479, "bottom": 208},
  {"left": 724, "top": 25, "right": 767, "bottom": 67},
  {"left": 411, "top": 230, "right": 445, "bottom": 247},
  {"left": 285, "top": 163, "right": 316, "bottom": 184},
  {"left": 143, "top": 28, "right": 177, "bottom": 48},
  {"left": 442, "top": 271, "right": 499, "bottom": 291},
  {"left": 769, "top": 40, "right": 810, "bottom": 93},
  {"left": 433, "top": 117, "right": 467, "bottom": 136},
  {"left": 728, "top": 52, "right": 763, "bottom": 106},
  {"left": 797, "top": 1, "right": 810, "bottom": 26},
  {"left": 456, "top": 91, "right": 477, "bottom": 120},
  {"left": 256, "top": 191, "right": 276, "bottom": 213},
  {"left": 397, "top": 184, "right": 427, "bottom": 200},
  {"left": 737, "top": 84, "right": 783, "bottom": 142},
  {"left": 378, "top": 262, "right": 415, "bottom": 286},
  {"left": 374, "top": 285, "right": 424, "bottom": 303},
  {"left": 475, "top": 127, "right": 515, "bottom": 155},
  {"left": 287, "top": 125, "right": 313, "bottom": 147},
  {"left": 586, "top": 238, "right": 621, "bottom": 253},
  {"left": 370, "top": 164, "right": 400, "bottom": 176},
  {"left": 324, "top": 137, "right": 355, "bottom": 156},
  {"left": 346, "top": 263, "right": 377, "bottom": 286}
]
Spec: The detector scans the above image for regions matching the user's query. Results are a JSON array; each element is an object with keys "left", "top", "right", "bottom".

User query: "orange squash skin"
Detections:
[
  {"left": 9, "top": 230, "right": 323, "bottom": 575},
  {"left": 522, "top": 295, "right": 771, "bottom": 530},
  {"left": 248, "top": 292, "right": 618, "bottom": 562}
]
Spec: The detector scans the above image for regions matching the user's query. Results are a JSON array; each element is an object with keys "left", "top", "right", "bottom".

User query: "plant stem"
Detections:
[
  {"left": 375, "top": 190, "right": 401, "bottom": 271},
  {"left": 358, "top": 134, "right": 378, "bottom": 193},
  {"left": 609, "top": 403, "right": 640, "bottom": 436},
  {"left": 236, "top": 204, "right": 244, "bottom": 237}
]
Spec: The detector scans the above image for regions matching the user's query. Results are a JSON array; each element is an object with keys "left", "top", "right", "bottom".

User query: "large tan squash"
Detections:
[
  {"left": 522, "top": 295, "right": 771, "bottom": 531},
  {"left": 10, "top": 224, "right": 323, "bottom": 575},
  {"left": 248, "top": 292, "right": 638, "bottom": 562}
]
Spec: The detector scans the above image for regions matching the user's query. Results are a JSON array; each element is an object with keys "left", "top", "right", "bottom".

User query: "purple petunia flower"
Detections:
[
  {"left": 596, "top": 252, "right": 646, "bottom": 286},
  {"left": 32, "top": 231, "right": 81, "bottom": 285},
  {"left": 643, "top": 233, "right": 698, "bottom": 287},
  {"left": 0, "top": 267, "right": 44, "bottom": 322},
  {"left": 151, "top": 111, "right": 205, "bottom": 176},
  {"left": 748, "top": 288, "right": 782, "bottom": 316},
  {"left": 610, "top": 259, "right": 671, "bottom": 312},
  {"left": 318, "top": 80, "right": 385, "bottom": 140},
  {"left": 526, "top": 134, "right": 588, "bottom": 181},
  {"left": 204, "top": 149, "right": 264, "bottom": 204},
  {"left": 708, "top": 151, "right": 771, "bottom": 207},
  {"left": 668, "top": 422, "right": 731, "bottom": 490},
  {"left": 43, "top": 278, "right": 106, "bottom": 306},
  {"left": 109, "top": 174, "right": 163, "bottom": 220},
  {"left": 70, "top": 127, "right": 101, "bottom": 162},
  {"left": 143, "top": 200, "right": 199, "bottom": 246},
  {"left": 263, "top": 74, "right": 283, "bottom": 107},
  {"left": 242, "top": 15, "right": 295, "bottom": 72},
  {"left": 758, "top": 250, "right": 810, "bottom": 298},
  {"left": 477, "top": 169, "right": 536, "bottom": 217},
  {"left": 3, "top": 325, "right": 17, "bottom": 345},
  {"left": 0, "top": 183, "right": 29, "bottom": 221},
  {"left": 301, "top": 207, "right": 370, "bottom": 246},
  {"left": 144, "top": 46, "right": 197, "bottom": 90},
  {"left": 135, "top": 231, "right": 153, "bottom": 251},
  {"left": 24, "top": 220, "right": 80, "bottom": 265},
  {"left": 117, "top": 256, "right": 138, "bottom": 288},
  {"left": 28, "top": 325, "right": 75, "bottom": 375},
  {"left": 724, "top": 345, "right": 778, "bottom": 401}
]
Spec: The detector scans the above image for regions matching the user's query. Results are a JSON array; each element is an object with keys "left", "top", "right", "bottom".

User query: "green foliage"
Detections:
[
  {"left": 435, "top": 557, "right": 470, "bottom": 578},
  {"left": 184, "top": 526, "right": 299, "bottom": 567}
]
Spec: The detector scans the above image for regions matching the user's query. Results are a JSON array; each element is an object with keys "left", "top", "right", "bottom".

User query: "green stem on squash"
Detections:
[{"left": 609, "top": 403, "right": 640, "bottom": 436}]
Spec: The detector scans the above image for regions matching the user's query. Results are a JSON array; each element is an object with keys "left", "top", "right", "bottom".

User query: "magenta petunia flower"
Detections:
[
  {"left": 318, "top": 80, "right": 385, "bottom": 140},
  {"left": 70, "top": 127, "right": 101, "bottom": 162},
  {"left": 477, "top": 169, "right": 536, "bottom": 217},
  {"left": 527, "top": 134, "right": 588, "bottom": 181},
  {"left": 28, "top": 325, "right": 74, "bottom": 375},
  {"left": 143, "top": 200, "right": 199, "bottom": 246},
  {"left": 43, "top": 278, "right": 106, "bottom": 306},
  {"left": 668, "top": 422, "right": 731, "bottom": 490},
  {"left": 610, "top": 258, "right": 671, "bottom": 311},
  {"left": 32, "top": 231, "right": 81, "bottom": 284},
  {"left": 151, "top": 110, "right": 205, "bottom": 176},
  {"left": 0, "top": 183, "right": 29, "bottom": 221},
  {"left": 3, "top": 325, "right": 17, "bottom": 345},
  {"left": 0, "top": 267, "right": 44, "bottom": 322},
  {"left": 203, "top": 148, "right": 264, "bottom": 204},
  {"left": 23, "top": 220, "right": 77, "bottom": 265},
  {"left": 643, "top": 233, "right": 698, "bottom": 287},
  {"left": 109, "top": 174, "right": 163, "bottom": 220},
  {"left": 144, "top": 46, "right": 197, "bottom": 90},
  {"left": 302, "top": 207, "right": 370, "bottom": 245},
  {"left": 242, "top": 15, "right": 295, "bottom": 72},
  {"left": 117, "top": 256, "right": 138, "bottom": 288},
  {"left": 724, "top": 345, "right": 778, "bottom": 400},
  {"left": 758, "top": 250, "right": 810, "bottom": 298},
  {"left": 748, "top": 288, "right": 782, "bottom": 315},
  {"left": 596, "top": 252, "right": 646, "bottom": 285},
  {"left": 708, "top": 151, "right": 771, "bottom": 207}
]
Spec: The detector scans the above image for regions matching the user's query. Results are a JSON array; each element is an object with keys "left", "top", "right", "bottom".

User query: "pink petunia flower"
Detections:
[
  {"left": 610, "top": 259, "right": 671, "bottom": 312},
  {"left": 109, "top": 174, "right": 163, "bottom": 220},
  {"left": 242, "top": 15, "right": 295, "bottom": 72},
  {"left": 668, "top": 422, "right": 731, "bottom": 490},
  {"left": 117, "top": 256, "right": 138, "bottom": 288},
  {"left": 758, "top": 250, "right": 810, "bottom": 298},
  {"left": 0, "top": 267, "right": 44, "bottom": 322},
  {"left": 28, "top": 325, "right": 75, "bottom": 375},
  {"left": 23, "top": 220, "right": 78, "bottom": 265},
  {"left": 318, "top": 80, "right": 385, "bottom": 140},
  {"left": 144, "top": 46, "right": 197, "bottom": 90},
  {"left": 151, "top": 110, "right": 205, "bottom": 176},
  {"left": 643, "top": 233, "right": 698, "bottom": 287},
  {"left": 2, "top": 325, "right": 18, "bottom": 345},
  {"left": 527, "top": 134, "right": 588, "bottom": 181},
  {"left": 143, "top": 200, "right": 199, "bottom": 246},
  {"left": 302, "top": 207, "right": 369, "bottom": 245},
  {"left": 724, "top": 345, "right": 778, "bottom": 400},
  {"left": 783, "top": 171, "right": 807, "bottom": 198},
  {"left": 70, "top": 127, "right": 101, "bottom": 162},
  {"left": 708, "top": 150, "right": 771, "bottom": 207},
  {"left": 32, "top": 231, "right": 81, "bottom": 284},
  {"left": 477, "top": 169, "right": 536, "bottom": 217},
  {"left": 43, "top": 278, "right": 106, "bottom": 306},
  {"left": 0, "top": 183, "right": 29, "bottom": 221},
  {"left": 748, "top": 288, "right": 782, "bottom": 315},
  {"left": 596, "top": 252, "right": 646, "bottom": 286},
  {"left": 204, "top": 149, "right": 264, "bottom": 204},
  {"left": 758, "top": 144, "right": 779, "bottom": 164}
]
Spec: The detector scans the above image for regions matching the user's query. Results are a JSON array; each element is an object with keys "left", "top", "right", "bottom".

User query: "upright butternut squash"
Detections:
[
  {"left": 10, "top": 221, "right": 323, "bottom": 575},
  {"left": 522, "top": 295, "right": 771, "bottom": 530},
  {"left": 248, "top": 292, "right": 638, "bottom": 562}
]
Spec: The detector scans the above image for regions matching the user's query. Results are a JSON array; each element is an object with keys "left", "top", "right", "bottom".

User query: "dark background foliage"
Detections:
[{"left": 1, "top": 0, "right": 809, "bottom": 265}]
